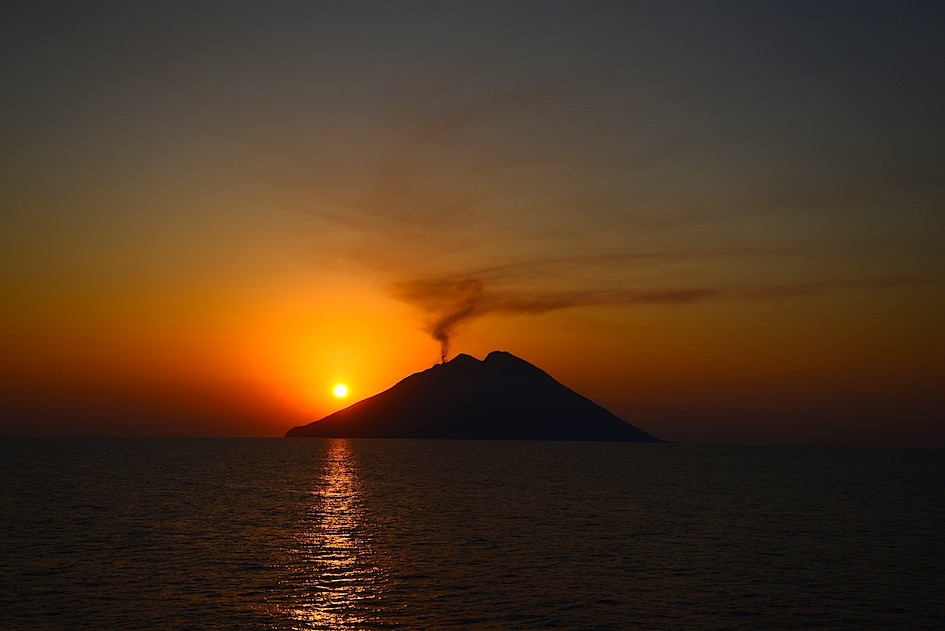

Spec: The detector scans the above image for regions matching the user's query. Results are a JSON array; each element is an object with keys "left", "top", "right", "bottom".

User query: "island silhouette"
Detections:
[{"left": 286, "top": 351, "right": 660, "bottom": 441}]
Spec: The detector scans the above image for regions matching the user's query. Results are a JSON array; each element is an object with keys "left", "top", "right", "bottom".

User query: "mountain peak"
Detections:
[
  {"left": 446, "top": 352, "right": 480, "bottom": 365},
  {"left": 286, "top": 351, "right": 659, "bottom": 441},
  {"left": 484, "top": 349, "right": 522, "bottom": 363}
]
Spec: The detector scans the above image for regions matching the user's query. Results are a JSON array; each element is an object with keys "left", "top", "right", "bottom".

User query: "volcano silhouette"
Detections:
[{"left": 285, "top": 351, "right": 659, "bottom": 441}]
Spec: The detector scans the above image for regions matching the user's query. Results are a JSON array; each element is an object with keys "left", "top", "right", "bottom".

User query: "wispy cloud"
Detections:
[{"left": 415, "top": 84, "right": 559, "bottom": 141}]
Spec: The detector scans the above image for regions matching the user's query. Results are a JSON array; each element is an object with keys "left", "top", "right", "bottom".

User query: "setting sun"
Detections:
[{"left": 333, "top": 384, "right": 349, "bottom": 398}]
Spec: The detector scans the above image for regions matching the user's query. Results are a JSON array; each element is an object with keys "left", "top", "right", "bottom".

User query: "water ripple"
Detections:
[
  {"left": 2, "top": 439, "right": 943, "bottom": 629},
  {"left": 276, "top": 440, "right": 389, "bottom": 630}
]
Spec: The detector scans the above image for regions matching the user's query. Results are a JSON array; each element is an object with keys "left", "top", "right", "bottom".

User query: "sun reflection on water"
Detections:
[{"left": 283, "top": 439, "right": 387, "bottom": 629}]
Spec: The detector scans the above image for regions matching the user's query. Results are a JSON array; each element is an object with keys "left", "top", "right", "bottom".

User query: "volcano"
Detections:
[{"left": 285, "top": 351, "right": 659, "bottom": 441}]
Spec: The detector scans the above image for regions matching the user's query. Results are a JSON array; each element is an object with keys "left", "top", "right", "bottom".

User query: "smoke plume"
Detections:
[
  {"left": 393, "top": 274, "right": 719, "bottom": 362},
  {"left": 394, "top": 277, "right": 486, "bottom": 363},
  {"left": 392, "top": 271, "right": 926, "bottom": 363}
]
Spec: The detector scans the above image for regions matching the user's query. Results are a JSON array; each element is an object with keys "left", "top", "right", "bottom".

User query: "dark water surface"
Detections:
[{"left": 1, "top": 439, "right": 942, "bottom": 629}]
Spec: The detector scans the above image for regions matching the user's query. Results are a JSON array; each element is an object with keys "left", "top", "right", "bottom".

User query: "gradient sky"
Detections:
[{"left": 2, "top": 2, "right": 943, "bottom": 445}]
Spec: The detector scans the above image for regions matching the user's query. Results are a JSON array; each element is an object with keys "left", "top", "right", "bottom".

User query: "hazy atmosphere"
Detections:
[{"left": 2, "top": 1, "right": 943, "bottom": 445}]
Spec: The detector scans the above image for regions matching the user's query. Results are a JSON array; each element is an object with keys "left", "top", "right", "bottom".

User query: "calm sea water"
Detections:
[{"left": 1, "top": 439, "right": 942, "bottom": 629}]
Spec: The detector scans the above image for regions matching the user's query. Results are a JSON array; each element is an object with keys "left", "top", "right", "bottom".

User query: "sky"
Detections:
[{"left": 2, "top": 1, "right": 943, "bottom": 445}]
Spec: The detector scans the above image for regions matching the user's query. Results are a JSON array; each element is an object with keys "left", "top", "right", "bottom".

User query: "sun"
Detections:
[{"left": 332, "top": 383, "right": 349, "bottom": 398}]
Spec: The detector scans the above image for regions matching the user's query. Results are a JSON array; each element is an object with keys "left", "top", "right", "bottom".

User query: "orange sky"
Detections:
[{"left": 1, "top": 3, "right": 943, "bottom": 444}]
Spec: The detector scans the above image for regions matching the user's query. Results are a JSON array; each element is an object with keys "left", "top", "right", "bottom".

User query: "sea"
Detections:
[{"left": 1, "top": 439, "right": 942, "bottom": 630}]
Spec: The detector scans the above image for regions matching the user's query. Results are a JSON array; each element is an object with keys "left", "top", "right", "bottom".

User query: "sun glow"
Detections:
[{"left": 333, "top": 384, "right": 349, "bottom": 398}]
